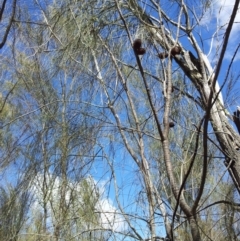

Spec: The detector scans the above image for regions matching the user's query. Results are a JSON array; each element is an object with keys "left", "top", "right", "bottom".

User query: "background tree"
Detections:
[{"left": 0, "top": 0, "right": 240, "bottom": 241}]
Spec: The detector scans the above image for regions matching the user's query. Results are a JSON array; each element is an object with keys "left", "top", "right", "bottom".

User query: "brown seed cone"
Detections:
[
  {"left": 136, "top": 48, "right": 146, "bottom": 55},
  {"left": 171, "top": 46, "right": 182, "bottom": 56},
  {"left": 169, "top": 122, "right": 175, "bottom": 128},
  {"left": 133, "top": 39, "right": 142, "bottom": 50},
  {"left": 157, "top": 52, "right": 168, "bottom": 59}
]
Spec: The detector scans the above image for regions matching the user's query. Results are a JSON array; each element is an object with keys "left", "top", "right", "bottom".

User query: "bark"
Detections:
[
  {"left": 174, "top": 53, "right": 240, "bottom": 194},
  {"left": 143, "top": 18, "right": 240, "bottom": 195},
  {"left": 126, "top": 0, "right": 240, "bottom": 195},
  {"left": 189, "top": 216, "right": 201, "bottom": 241}
]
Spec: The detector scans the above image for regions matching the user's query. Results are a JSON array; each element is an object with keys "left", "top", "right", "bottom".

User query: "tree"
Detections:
[
  {"left": 1, "top": 0, "right": 240, "bottom": 240},
  {"left": 0, "top": 184, "right": 29, "bottom": 241}
]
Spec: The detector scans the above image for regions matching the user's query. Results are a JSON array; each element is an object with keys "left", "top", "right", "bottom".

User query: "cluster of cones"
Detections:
[
  {"left": 133, "top": 39, "right": 182, "bottom": 58},
  {"left": 133, "top": 39, "right": 146, "bottom": 55},
  {"left": 157, "top": 46, "right": 182, "bottom": 59}
]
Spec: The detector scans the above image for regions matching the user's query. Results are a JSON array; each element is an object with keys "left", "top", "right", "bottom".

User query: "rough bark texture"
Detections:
[
  {"left": 146, "top": 23, "right": 240, "bottom": 194},
  {"left": 173, "top": 53, "right": 240, "bottom": 194}
]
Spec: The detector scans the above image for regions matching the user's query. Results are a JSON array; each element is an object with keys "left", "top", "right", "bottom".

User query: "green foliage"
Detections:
[{"left": 0, "top": 185, "right": 29, "bottom": 241}]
